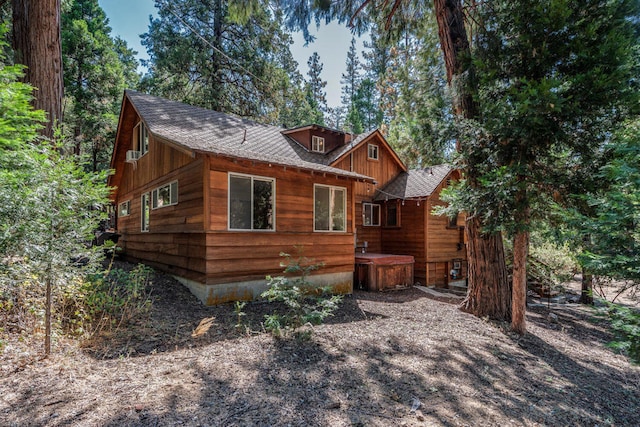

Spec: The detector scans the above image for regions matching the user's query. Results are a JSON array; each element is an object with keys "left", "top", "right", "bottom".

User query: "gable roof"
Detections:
[
  {"left": 112, "top": 90, "right": 374, "bottom": 182},
  {"left": 373, "top": 164, "right": 453, "bottom": 201},
  {"left": 325, "top": 129, "right": 408, "bottom": 172}
]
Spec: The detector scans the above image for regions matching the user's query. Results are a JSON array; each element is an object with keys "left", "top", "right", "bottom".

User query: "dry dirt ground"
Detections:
[{"left": 1, "top": 265, "right": 639, "bottom": 427}]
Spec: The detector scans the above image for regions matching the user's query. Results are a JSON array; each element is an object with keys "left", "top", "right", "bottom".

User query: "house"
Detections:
[{"left": 108, "top": 90, "right": 466, "bottom": 304}]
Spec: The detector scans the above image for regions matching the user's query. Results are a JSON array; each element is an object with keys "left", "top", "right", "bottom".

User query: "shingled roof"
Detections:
[
  {"left": 374, "top": 164, "right": 453, "bottom": 201},
  {"left": 124, "top": 90, "right": 374, "bottom": 182}
]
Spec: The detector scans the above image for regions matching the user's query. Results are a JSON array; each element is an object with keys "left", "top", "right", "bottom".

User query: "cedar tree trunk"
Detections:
[
  {"left": 433, "top": 0, "right": 510, "bottom": 320},
  {"left": 12, "top": 0, "right": 63, "bottom": 139},
  {"left": 511, "top": 229, "right": 529, "bottom": 334},
  {"left": 580, "top": 268, "right": 594, "bottom": 305}
]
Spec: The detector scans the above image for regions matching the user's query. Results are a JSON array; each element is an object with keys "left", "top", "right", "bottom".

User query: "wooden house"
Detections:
[{"left": 108, "top": 90, "right": 466, "bottom": 304}]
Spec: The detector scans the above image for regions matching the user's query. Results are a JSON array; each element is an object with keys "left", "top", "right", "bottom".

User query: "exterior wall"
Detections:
[
  {"left": 381, "top": 201, "right": 427, "bottom": 283},
  {"left": 114, "top": 119, "right": 206, "bottom": 283},
  {"left": 424, "top": 185, "right": 467, "bottom": 287},
  {"left": 331, "top": 135, "right": 404, "bottom": 253},
  {"left": 200, "top": 155, "right": 357, "bottom": 304}
]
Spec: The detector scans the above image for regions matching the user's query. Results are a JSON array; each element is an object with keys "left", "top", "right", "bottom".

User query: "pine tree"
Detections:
[
  {"left": 61, "top": 0, "right": 140, "bottom": 169},
  {"left": 306, "top": 52, "right": 327, "bottom": 114},
  {"left": 340, "top": 37, "right": 362, "bottom": 108}
]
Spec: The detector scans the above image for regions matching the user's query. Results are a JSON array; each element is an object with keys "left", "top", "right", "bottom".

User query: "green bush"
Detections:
[
  {"left": 605, "top": 304, "right": 640, "bottom": 364},
  {"left": 62, "top": 264, "right": 153, "bottom": 335},
  {"left": 259, "top": 252, "right": 343, "bottom": 338}
]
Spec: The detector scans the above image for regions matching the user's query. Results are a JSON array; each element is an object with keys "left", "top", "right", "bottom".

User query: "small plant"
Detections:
[
  {"left": 234, "top": 301, "right": 248, "bottom": 334},
  {"left": 605, "top": 304, "right": 640, "bottom": 364},
  {"left": 62, "top": 264, "right": 153, "bottom": 336},
  {"left": 260, "top": 251, "right": 342, "bottom": 338}
]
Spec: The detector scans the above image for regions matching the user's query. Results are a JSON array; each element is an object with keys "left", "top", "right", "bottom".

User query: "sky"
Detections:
[{"left": 97, "top": 0, "right": 365, "bottom": 108}]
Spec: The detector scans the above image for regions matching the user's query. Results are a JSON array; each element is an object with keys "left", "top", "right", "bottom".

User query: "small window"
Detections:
[
  {"left": 118, "top": 200, "right": 131, "bottom": 217},
  {"left": 314, "top": 184, "right": 346, "bottom": 232},
  {"left": 368, "top": 144, "right": 379, "bottom": 160},
  {"left": 311, "top": 135, "right": 325, "bottom": 153},
  {"left": 448, "top": 213, "right": 458, "bottom": 228},
  {"left": 152, "top": 181, "right": 178, "bottom": 209},
  {"left": 228, "top": 174, "right": 275, "bottom": 231},
  {"left": 386, "top": 202, "right": 399, "bottom": 227},
  {"left": 133, "top": 122, "right": 149, "bottom": 156},
  {"left": 141, "top": 193, "right": 150, "bottom": 232},
  {"left": 363, "top": 202, "right": 380, "bottom": 226}
]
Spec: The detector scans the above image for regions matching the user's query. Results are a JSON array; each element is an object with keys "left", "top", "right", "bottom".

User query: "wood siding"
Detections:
[
  {"left": 331, "top": 135, "right": 405, "bottom": 252},
  {"left": 381, "top": 202, "right": 427, "bottom": 282},
  {"left": 206, "top": 155, "right": 356, "bottom": 284}
]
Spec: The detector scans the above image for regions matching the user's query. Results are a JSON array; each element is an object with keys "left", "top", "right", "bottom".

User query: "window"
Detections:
[
  {"left": 311, "top": 135, "right": 325, "bottom": 153},
  {"left": 228, "top": 174, "right": 275, "bottom": 231},
  {"left": 141, "top": 193, "right": 150, "bottom": 232},
  {"left": 385, "top": 202, "right": 399, "bottom": 227},
  {"left": 133, "top": 122, "right": 149, "bottom": 156},
  {"left": 448, "top": 212, "right": 459, "bottom": 228},
  {"left": 314, "top": 184, "right": 346, "bottom": 232},
  {"left": 118, "top": 200, "right": 131, "bottom": 217},
  {"left": 368, "top": 144, "right": 379, "bottom": 160},
  {"left": 363, "top": 202, "right": 381, "bottom": 226},
  {"left": 152, "top": 181, "right": 178, "bottom": 209}
]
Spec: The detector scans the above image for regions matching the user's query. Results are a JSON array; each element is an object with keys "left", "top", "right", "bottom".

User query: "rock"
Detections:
[{"left": 415, "top": 409, "right": 425, "bottom": 421}]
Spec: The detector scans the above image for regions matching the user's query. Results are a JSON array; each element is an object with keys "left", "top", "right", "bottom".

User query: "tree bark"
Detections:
[
  {"left": 511, "top": 229, "right": 529, "bottom": 334},
  {"left": 461, "top": 216, "right": 511, "bottom": 319},
  {"left": 433, "top": 0, "right": 510, "bottom": 321},
  {"left": 580, "top": 268, "right": 594, "bottom": 305},
  {"left": 12, "top": 0, "right": 63, "bottom": 139},
  {"left": 45, "top": 275, "right": 52, "bottom": 356}
]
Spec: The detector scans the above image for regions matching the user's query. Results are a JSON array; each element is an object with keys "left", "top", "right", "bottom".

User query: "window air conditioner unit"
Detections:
[{"left": 125, "top": 150, "right": 141, "bottom": 162}]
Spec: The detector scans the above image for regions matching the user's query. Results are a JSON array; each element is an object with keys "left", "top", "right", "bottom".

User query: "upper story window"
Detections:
[
  {"left": 314, "top": 184, "right": 346, "bottom": 232},
  {"left": 152, "top": 180, "right": 178, "bottom": 209},
  {"left": 229, "top": 173, "right": 275, "bottom": 231},
  {"left": 368, "top": 144, "right": 379, "bottom": 160},
  {"left": 133, "top": 122, "right": 149, "bottom": 156},
  {"left": 363, "top": 202, "right": 381, "bottom": 226},
  {"left": 311, "top": 135, "right": 325, "bottom": 153},
  {"left": 118, "top": 200, "right": 131, "bottom": 217}
]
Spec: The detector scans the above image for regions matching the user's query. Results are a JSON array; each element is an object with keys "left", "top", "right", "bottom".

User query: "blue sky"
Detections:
[{"left": 97, "top": 0, "right": 365, "bottom": 108}]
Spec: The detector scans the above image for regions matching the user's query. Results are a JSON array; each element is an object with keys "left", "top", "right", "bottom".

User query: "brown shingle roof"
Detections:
[
  {"left": 125, "top": 90, "right": 373, "bottom": 181},
  {"left": 374, "top": 164, "right": 453, "bottom": 200}
]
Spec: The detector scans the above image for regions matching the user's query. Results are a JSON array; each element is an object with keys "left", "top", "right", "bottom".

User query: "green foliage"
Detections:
[
  {"left": 61, "top": 0, "right": 140, "bottom": 171},
  {"left": 63, "top": 265, "right": 153, "bottom": 335},
  {"left": 604, "top": 304, "right": 640, "bottom": 364},
  {"left": 141, "top": 0, "right": 305, "bottom": 124},
  {"left": 259, "top": 252, "right": 342, "bottom": 338}
]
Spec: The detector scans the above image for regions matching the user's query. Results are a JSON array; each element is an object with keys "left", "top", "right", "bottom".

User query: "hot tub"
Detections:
[{"left": 354, "top": 253, "right": 415, "bottom": 291}]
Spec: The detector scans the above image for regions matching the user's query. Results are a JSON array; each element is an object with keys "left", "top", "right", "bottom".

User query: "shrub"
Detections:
[
  {"left": 62, "top": 264, "right": 153, "bottom": 336},
  {"left": 605, "top": 304, "right": 640, "bottom": 364},
  {"left": 259, "top": 251, "right": 343, "bottom": 338}
]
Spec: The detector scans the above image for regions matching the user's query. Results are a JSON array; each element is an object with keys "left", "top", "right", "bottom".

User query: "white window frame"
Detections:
[
  {"left": 228, "top": 173, "right": 276, "bottom": 231},
  {"left": 152, "top": 180, "right": 178, "bottom": 210},
  {"left": 118, "top": 200, "right": 131, "bottom": 217},
  {"left": 133, "top": 121, "right": 149, "bottom": 156},
  {"left": 141, "top": 192, "right": 150, "bottom": 232},
  {"left": 313, "top": 184, "right": 347, "bottom": 232},
  {"left": 363, "top": 202, "right": 381, "bottom": 227},
  {"left": 311, "top": 135, "right": 325, "bottom": 153},
  {"left": 368, "top": 143, "right": 379, "bottom": 160}
]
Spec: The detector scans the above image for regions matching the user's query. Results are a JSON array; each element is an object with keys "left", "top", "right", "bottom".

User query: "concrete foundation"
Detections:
[{"left": 174, "top": 271, "right": 354, "bottom": 305}]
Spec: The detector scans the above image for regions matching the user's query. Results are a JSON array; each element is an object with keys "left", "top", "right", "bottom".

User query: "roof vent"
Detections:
[{"left": 125, "top": 150, "right": 141, "bottom": 163}]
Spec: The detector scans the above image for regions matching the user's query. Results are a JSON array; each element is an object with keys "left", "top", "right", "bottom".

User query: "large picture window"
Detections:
[
  {"left": 141, "top": 193, "right": 150, "bottom": 232},
  {"left": 228, "top": 174, "right": 275, "bottom": 231},
  {"left": 314, "top": 184, "right": 346, "bottom": 232},
  {"left": 363, "top": 202, "right": 381, "bottom": 226},
  {"left": 152, "top": 180, "right": 178, "bottom": 209}
]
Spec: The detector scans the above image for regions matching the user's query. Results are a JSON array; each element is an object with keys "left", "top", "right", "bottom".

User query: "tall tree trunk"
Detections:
[
  {"left": 44, "top": 274, "right": 52, "bottom": 356},
  {"left": 12, "top": 0, "right": 63, "bottom": 139},
  {"left": 580, "top": 267, "right": 594, "bottom": 305},
  {"left": 433, "top": 0, "right": 510, "bottom": 320},
  {"left": 512, "top": 229, "right": 529, "bottom": 334}
]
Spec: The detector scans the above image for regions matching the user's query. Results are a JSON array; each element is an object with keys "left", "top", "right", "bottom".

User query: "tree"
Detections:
[
  {"left": 340, "top": 37, "right": 362, "bottom": 107},
  {"left": 306, "top": 52, "right": 327, "bottom": 115},
  {"left": 11, "top": 0, "right": 63, "bottom": 139},
  {"left": 141, "top": 0, "right": 305, "bottom": 123},
  {"left": 61, "top": 0, "right": 140, "bottom": 168},
  {"left": 0, "top": 28, "right": 111, "bottom": 356}
]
